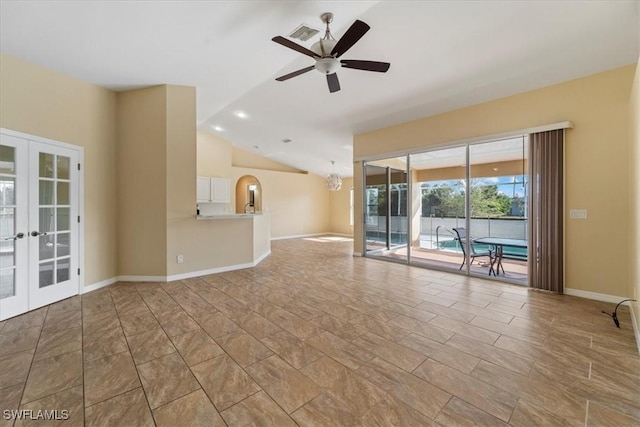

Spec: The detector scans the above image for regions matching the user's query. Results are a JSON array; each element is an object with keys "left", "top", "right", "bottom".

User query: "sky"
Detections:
[{"left": 423, "top": 175, "right": 527, "bottom": 198}]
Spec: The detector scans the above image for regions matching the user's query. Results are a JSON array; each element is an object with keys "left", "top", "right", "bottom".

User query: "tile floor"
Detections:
[{"left": 1, "top": 236, "right": 639, "bottom": 426}]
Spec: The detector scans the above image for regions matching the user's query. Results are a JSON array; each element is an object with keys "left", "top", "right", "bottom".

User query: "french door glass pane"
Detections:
[
  {"left": 39, "top": 153, "right": 54, "bottom": 178},
  {"left": 57, "top": 233, "right": 70, "bottom": 257},
  {"left": 0, "top": 269, "right": 14, "bottom": 299},
  {"left": 57, "top": 182, "right": 69, "bottom": 205},
  {"left": 39, "top": 208, "right": 55, "bottom": 232},
  {"left": 57, "top": 208, "right": 70, "bottom": 231},
  {"left": 0, "top": 207, "right": 15, "bottom": 238},
  {"left": 39, "top": 235, "right": 54, "bottom": 261},
  {"left": 57, "top": 259, "right": 70, "bottom": 282},
  {"left": 39, "top": 260, "right": 54, "bottom": 288},
  {"left": 39, "top": 180, "right": 54, "bottom": 205},
  {"left": 0, "top": 241, "right": 15, "bottom": 269},
  {"left": 0, "top": 146, "right": 15, "bottom": 174},
  {"left": 0, "top": 177, "right": 15, "bottom": 205},
  {"left": 57, "top": 156, "right": 70, "bottom": 180}
]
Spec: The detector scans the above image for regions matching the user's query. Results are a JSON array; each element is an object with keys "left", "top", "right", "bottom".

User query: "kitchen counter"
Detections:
[{"left": 196, "top": 213, "right": 263, "bottom": 220}]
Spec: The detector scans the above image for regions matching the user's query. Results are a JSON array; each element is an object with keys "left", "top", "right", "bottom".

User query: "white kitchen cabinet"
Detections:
[
  {"left": 211, "top": 178, "right": 230, "bottom": 203},
  {"left": 197, "top": 177, "right": 230, "bottom": 203}
]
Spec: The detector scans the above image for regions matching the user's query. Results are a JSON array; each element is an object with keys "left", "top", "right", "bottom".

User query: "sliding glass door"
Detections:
[
  {"left": 469, "top": 137, "right": 528, "bottom": 283},
  {"left": 364, "top": 158, "right": 409, "bottom": 263},
  {"left": 408, "top": 146, "right": 468, "bottom": 272},
  {"left": 363, "top": 137, "right": 529, "bottom": 285}
]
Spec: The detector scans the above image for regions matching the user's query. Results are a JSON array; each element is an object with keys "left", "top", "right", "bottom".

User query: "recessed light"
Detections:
[
  {"left": 212, "top": 125, "right": 224, "bottom": 132},
  {"left": 282, "top": 138, "right": 292, "bottom": 143},
  {"left": 234, "top": 111, "right": 249, "bottom": 119}
]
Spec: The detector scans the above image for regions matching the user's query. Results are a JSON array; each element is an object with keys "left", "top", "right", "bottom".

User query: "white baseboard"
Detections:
[
  {"left": 254, "top": 250, "right": 271, "bottom": 265},
  {"left": 564, "top": 288, "right": 632, "bottom": 305},
  {"left": 80, "top": 253, "right": 272, "bottom": 291},
  {"left": 271, "top": 233, "right": 327, "bottom": 241},
  {"left": 81, "top": 277, "right": 119, "bottom": 294},
  {"left": 271, "top": 232, "right": 353, "bottom": 241}
]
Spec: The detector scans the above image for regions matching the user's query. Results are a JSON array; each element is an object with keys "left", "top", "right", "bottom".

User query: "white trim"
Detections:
[
  {"left": 78, "top": 148, "right": 85, "bottom": 293},
  {"left": 630, "top": 304, "right": 640, "bottom": 355},
  {"left": 564, "top": 288, "right": 632, "bottom": 304},
  {"left": 253, "top": 250, "right": 271, "bottom": 265},
  {"left": 81, "top": 277, "right": 119, "bottom": 294},
  {"left": 78, "top": 252, "right": 273, "bottom": 293},
  {"left": 117, "top": 275, "right": 168, "bottom": 282},
  {"left": 355, "top": 121, "right": 574, "bottom": 162},
  {"left": 0, "top": 127, "right": 87, "bottom": 152},
  {"left": 271, "top": 232, "right": 333, "bottom": 241}
]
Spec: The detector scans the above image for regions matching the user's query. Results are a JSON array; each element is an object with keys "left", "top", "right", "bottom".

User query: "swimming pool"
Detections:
[{"left": 438, "top": 239, "right": 528, "bottom": 259}]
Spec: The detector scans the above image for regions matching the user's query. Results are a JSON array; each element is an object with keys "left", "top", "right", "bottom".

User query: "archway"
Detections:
[{"left": 235, "top": 175, "right": 262, "bottom": 213}]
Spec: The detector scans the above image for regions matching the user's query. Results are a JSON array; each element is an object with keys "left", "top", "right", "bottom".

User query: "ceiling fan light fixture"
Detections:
[{"left": 315, "top": 57, "right": 340, "bottom": 75}]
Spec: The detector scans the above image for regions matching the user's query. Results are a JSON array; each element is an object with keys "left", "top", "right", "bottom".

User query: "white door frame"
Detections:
[{"left": 0, "top": 128, "right": 84, "bottom": 316}]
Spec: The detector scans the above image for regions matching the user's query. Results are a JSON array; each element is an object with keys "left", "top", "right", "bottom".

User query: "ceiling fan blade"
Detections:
[
  {"left": 330, "top": 20, "right": 370, "bottom": 58},
  {"left": 272, "top": 36, "right": 319, "bottom": 59},
  {"left": 340, "top": 60, "right": 390, "bottom": 73},
  {"left": 275, "top": 66, "right": 316, "bottom": 81},
  {"left": 326, "top": 73, "right": 341, "bottom": 93}
]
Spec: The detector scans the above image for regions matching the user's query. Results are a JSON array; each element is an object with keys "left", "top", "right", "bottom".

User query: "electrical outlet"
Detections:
[
  {"left": 176, "top": 254, "right": 184, "bottom": 264},
  {"left": 569, "top": 209, "right": 587, "bottom": 219}
]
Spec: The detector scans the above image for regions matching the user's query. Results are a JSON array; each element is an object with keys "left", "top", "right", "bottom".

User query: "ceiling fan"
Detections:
[{"left": 272, "top": 13, "right": 390, "bottom": 93}]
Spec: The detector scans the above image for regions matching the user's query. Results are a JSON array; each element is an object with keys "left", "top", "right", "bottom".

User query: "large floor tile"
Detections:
[
  {"left": 220, "top": 390, "right": 297, "bottom": 427},
  {"left": 84, "top": 387, "right": 154, "bottom": 427},
  {"left": 152, "top": 389, "right": 225, "bottom": 427},
  {"left": 246, "top": 355, "right": 321, "bottom": 413},
  {"left": 136, "top": 352, "right": 200, "bottom": 409},
  {"left": 191, "top": 354, "right": 261, "bottom": 411},
  {"left": 84, "top": 352, "right": 140, "bottom": 406},
  {"left": 22, "top": 350, "right": 83, "bottom": 404}
]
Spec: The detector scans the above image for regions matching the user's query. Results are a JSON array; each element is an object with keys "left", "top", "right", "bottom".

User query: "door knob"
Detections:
[
  {"left": 31, "top": 231, "right": 48, "bottom": 237},
  {"left": 4, "top": 232, "right": 25, "bottom": 240}
]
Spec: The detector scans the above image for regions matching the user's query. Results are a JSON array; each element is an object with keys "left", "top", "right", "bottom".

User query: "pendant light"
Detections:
[{"left": 325, "top": 160, "right": 342, "bottom": 191}]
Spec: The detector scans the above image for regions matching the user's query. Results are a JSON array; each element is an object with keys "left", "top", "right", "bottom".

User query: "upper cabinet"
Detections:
[{"left": 197, "top": 177, "right": 230, "bottom": 203}]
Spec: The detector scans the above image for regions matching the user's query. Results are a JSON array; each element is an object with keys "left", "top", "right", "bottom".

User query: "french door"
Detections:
[{"left": 0, "top": 132, "right": 80, "bottom": 320}]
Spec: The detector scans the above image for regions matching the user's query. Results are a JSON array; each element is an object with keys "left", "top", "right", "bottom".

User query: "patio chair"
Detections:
[{"left": 452, "top": 227, "right": 494, "bottom": 272}]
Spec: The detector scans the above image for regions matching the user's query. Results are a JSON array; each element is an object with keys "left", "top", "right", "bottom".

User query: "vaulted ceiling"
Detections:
[{"left": 1, "top": 1, "right": 638, "bottom": 177}]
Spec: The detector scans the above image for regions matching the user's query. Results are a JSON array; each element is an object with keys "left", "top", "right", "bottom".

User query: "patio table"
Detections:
[{"left": 473, "top": 237, "right": 528, "bottom": 276}]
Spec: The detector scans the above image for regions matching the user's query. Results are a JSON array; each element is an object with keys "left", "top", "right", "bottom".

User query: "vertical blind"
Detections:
[{"left": 528, "top": 129, "right": 564, "bottom": 292}]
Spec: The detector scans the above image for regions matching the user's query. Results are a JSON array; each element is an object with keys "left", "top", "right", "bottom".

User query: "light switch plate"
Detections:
[{"left": 570, "top": 209, "right": 587, "bottom": 219}]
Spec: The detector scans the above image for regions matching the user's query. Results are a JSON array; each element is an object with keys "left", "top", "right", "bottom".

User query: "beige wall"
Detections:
[
  {"left": 0, "top": 54, "right": 118, "bottom": 286},
  {"left": 354, "top": 65, "right": 636, "bottom": 298},
  {"left": 231, "top": 167, "right": 331, "bottom": 239},
  {"left": 329, "top": 177, "right": 354, "bottom": 236},
  {"left": 116, "top": 86, "right": 168, "bottom": 276},
  {"left": 198, "top": 132, "right": 333, "bottom": 239},
  {"left": 232, "top": 146, "right": 305, "bottom": 173},
  {"left": 197, "top": 130, "right": 232, "bottom": 178},
  {"left": 165, "top": 86, "right": 198, "bottom": 277},
  {"left": 630, "top": 54, "right": 640, "bottom": 339}
]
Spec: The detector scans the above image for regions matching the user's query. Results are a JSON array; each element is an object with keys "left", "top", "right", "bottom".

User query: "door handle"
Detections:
[
  {"left": 30, "top": 231, "right": 48, "bottom": 237},
  {"left": 4, "top": 232, "right": 25, "bottom": 240}
]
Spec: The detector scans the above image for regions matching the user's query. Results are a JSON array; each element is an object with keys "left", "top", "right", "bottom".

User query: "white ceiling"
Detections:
[{"left": 1, "top": 1, "right": 638, "bottom": 178}]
